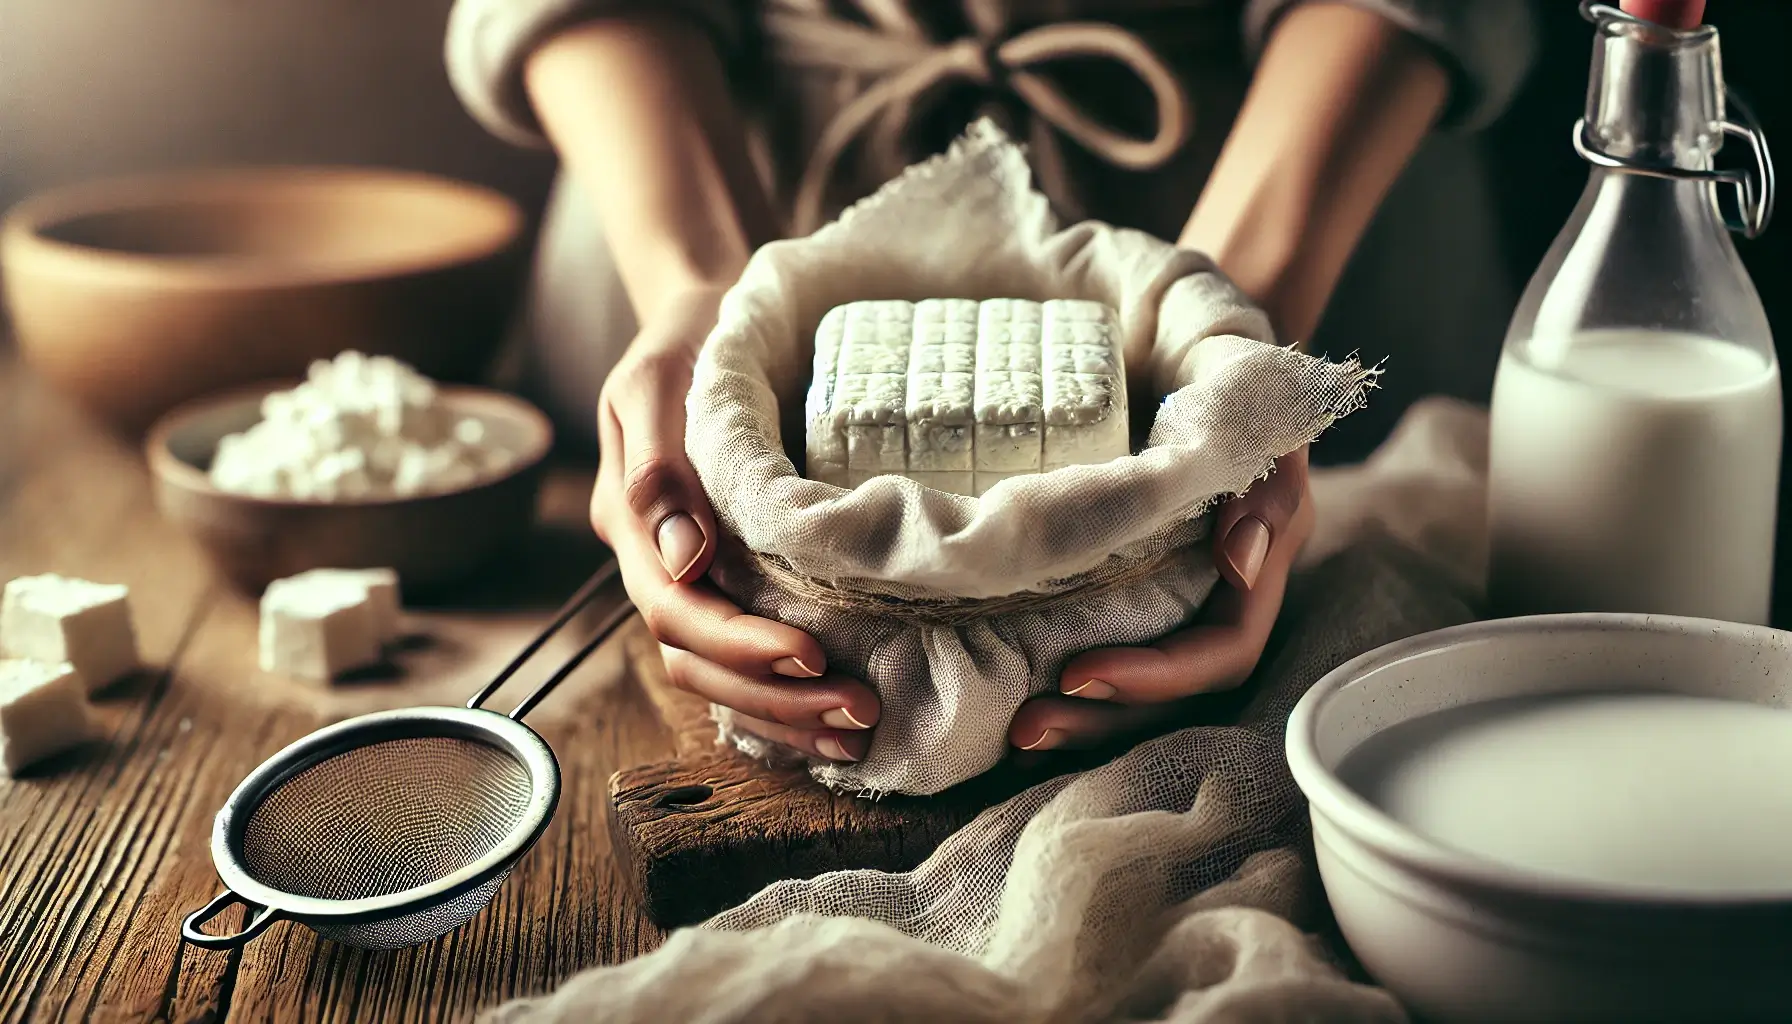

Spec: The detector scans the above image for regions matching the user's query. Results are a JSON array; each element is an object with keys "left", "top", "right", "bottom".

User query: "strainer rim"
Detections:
[{"left": 210, "top": 705, "right": 559, "bottom": 922}]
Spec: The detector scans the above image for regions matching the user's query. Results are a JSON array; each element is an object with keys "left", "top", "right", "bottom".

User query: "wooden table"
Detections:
[{"left": 0, "top": 343, "right": 678, "bottom": 1022}]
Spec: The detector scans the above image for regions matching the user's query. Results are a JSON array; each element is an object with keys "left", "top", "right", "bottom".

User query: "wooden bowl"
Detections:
[
  {"left": 146, "top": 383, "right": 554, "bottom": 595},
  {"left": 2, "top": 167, "right": 526, "bottom": 434}
]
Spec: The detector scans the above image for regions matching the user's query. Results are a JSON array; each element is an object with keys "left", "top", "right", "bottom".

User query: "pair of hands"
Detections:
[{"left": 591, "top": 289, "right": 1315, "bottom": 763}]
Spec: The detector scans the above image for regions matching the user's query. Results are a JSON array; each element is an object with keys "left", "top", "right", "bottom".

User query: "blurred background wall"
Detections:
[{"left": 0, "top": 0, "right": 555, "bottom": 218}]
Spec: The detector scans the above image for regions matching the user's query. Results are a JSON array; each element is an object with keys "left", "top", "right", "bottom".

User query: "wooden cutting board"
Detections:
[{"left": 607, "top": 637, "right": 1095, "bottom": 928}]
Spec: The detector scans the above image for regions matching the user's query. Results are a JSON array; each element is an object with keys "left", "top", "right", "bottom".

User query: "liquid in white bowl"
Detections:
[{"left": 1338, "top": 691, "right": 1792, "bottom": 893}]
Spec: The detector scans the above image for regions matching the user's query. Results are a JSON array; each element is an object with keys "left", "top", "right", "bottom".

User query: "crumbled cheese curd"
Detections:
[{"left": 209, "top": 351, "right": 515, "bottom": 501}]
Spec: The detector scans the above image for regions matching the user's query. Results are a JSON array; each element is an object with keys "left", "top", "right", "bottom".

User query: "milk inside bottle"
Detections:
[{"left": 1487, "top": 0, "right": 1781, "bottom": 623}]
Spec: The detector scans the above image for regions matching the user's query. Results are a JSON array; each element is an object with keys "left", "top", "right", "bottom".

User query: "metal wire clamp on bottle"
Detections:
[
  {"left": 1573, "top": 1, "right": 1775, "bottom": 239},
  {"left": 179, "top": 560, "right": 634, "bottom": 951}
]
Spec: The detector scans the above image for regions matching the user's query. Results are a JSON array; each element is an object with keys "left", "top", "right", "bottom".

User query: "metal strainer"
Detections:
[{"left": 180, "top": 561, "right": 633, "bottom": 951}]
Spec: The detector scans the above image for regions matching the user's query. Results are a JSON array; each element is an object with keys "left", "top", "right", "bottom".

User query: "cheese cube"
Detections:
[
  {"left": 805, "top": 299, "right": 1129, "bottom": 495},
  {"left": 0, "top": 659, "right": 96, "bottom": 775},
  {"left": 280, "top": 568, "right": 403, "bottom": 643},
  {"left": 258, "top": 574, "right": 385, "bottom": 682},
  {"left": 1, "top": 575, "right": 140, "bottom": 694}
]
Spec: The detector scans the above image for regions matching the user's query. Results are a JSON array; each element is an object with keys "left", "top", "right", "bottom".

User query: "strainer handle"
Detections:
[
  {"left": 180, "top": 888, "right": 284, "bottom": 950},
  {"left": 466, "top": 558, "right": 638, "bottom": 721}
]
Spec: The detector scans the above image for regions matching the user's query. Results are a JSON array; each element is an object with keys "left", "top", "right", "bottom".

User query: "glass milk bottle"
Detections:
[{"left": 1488, "top": 0, "right": 1780, "bottom": 624}]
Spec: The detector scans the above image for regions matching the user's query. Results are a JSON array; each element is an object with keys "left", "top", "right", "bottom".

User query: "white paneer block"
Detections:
[
  {"left": 1, "top": 575, "right": 140, "bottom": 694},
  {"left": 259, "top": 574, "right": 385, "bottom": 682},
  {"left": 806, "top": 298, "right": 1130, "bottom": 495},
  {"left": 0, "top": 659, "right": 96, "bottom": 775},
  {"left": 281, "top": 568, "right": 403, "bottom": 643}
]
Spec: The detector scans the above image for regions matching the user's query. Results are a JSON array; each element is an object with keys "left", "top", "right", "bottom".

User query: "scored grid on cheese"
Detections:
[
  {"left": 906, "top": 299, "right": 978, "bottom": 495},
  {"left": 1042, "top": 299, "right": 1130, "bottom": 470},
  {"left": 973, "top": 300, "right": 1044, "bottom": 488},
  {"left": 805, "top": 299, "right": 1128, "bottom": 495},
  {"left": 841, "top": 301, "right": 911, "bottom": 486}
]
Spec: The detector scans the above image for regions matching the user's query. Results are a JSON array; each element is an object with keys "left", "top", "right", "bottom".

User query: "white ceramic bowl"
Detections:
[{"left": 1286, "top": 613, "right": 1792, "bottom": 1024}]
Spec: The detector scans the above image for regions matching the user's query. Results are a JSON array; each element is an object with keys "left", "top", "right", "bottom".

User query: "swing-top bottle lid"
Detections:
[
  {"left": 1576, "top": 0, "right": 1774, "bottom": 234},
  {"left": 1619, "top": 0, "right": 1705, "bottom": 30},
  {"left": 1583, "top": 0, "right": 1721, "bottom": 171}
]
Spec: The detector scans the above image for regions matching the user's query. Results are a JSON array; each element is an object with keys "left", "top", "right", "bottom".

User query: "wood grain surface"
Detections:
[{"left": 0, "top": 342, "right": 675, "bottom": 1022}]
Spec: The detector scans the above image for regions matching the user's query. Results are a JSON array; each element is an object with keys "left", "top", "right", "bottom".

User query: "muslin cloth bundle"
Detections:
[{"left": 684, "top": 120, "right": 1375, "bottom": 796}]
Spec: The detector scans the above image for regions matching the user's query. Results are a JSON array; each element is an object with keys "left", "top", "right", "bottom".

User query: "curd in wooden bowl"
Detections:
[{"left": 146, "top": 383, "right": 552, "bottom": 595}]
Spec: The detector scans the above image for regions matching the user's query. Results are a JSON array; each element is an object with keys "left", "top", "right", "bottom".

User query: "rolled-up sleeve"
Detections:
[
  {"left": 1243, "top": 0, "right": 1537, "bottom": 131},
  {"left": 445, "top": 0, "right": 746, "bottom": 148}
]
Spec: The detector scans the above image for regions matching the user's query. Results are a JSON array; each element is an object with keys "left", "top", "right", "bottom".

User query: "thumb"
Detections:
[
  {"left": 608, "top": 379, "right": 718, "bottom": 585},
  {"left": 1213, "top": 445, "right": 1310, "bottom": 593}
]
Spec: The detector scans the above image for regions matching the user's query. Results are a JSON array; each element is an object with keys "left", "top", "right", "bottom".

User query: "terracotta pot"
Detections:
[
  {"left": 146, "top": 382, "right": 553, "bottom": 596},
  {"left": 2, "top": 167, "right": 527, "bottom": 434}
]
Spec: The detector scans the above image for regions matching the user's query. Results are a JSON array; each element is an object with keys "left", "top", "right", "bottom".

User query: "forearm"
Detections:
[
  {"left": 1179, "top": 2, "right": 1448, "bottom": 345},
  {"left": 524, "top": 13, "right": 778, "bottom": 322}
]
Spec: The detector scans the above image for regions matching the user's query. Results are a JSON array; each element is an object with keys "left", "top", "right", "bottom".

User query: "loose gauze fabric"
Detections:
[{"left": 685, "top": 120, "right": 1376, "bottom": 796}]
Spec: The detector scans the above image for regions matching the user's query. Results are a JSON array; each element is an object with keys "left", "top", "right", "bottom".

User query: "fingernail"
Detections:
[
  {"left": 817, "top": 736, "right": 860, "bottom": 762},
  {"left": 772, "top": 657, "right": 822, "bottom": 678},
  {"left": 1018, "top": 728, "right": 1063, "bottom": 751},
  {"left": 657, "top": 514, "right": 707, "bottom": 582},
  {"left": 820, "top": 707, "right": 870, "bottom": 730},
  {"left": 1062, "top": 679, "right": 1116, "bottom": 700},
  {"left": 1223, "top": 515, "right": 1272, "bottom": 591}
]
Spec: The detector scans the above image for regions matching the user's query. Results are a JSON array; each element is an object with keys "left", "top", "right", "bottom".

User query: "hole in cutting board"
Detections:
[{"left": 654, "top": 785, "right": 714, "bottom": 809}]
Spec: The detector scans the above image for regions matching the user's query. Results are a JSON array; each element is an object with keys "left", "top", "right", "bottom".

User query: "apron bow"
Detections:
[{"left": 769, "top": 10, "right": 1195, "bottom": 234}]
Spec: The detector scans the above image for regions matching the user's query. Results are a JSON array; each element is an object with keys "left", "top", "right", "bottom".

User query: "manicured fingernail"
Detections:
[
  {"left": 1223, "top": 515, "right": 1272, "bottom": 591},
  {"left": 820, "top": 707, "right": 870, "bottom": 730},
  {"left": 1063, "top": 679, "right": 1116, "bottom": 700},
  {"left": 656, "top": 514, "right": 707, "bottom": 582},
  {"left": 772, "top": 657, "right": 822, "bottom": 678},
  {"left": 817, "top": 736, "right": 859, "bottom": 762},
  {"left": 1018, "top": 728, "right": 1063, "bottom": 751}
]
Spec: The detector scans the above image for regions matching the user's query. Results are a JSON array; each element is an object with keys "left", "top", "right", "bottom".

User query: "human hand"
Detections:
[
  {"left": 591, "top": 286, "right": 880, "bottom": 763},
  {"left": 1006, "top": 446, "right": 1315, "bottom": 753}
]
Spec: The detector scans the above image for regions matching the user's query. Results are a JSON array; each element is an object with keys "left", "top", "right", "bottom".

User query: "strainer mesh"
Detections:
[{"left": 240, "top": 735, "right": 534, "bottom": 903}]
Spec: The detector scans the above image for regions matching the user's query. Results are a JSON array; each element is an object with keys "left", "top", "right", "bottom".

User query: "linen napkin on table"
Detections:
[{"left": 485, "top": 400, "right": 1492, "bottom": 1024}]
